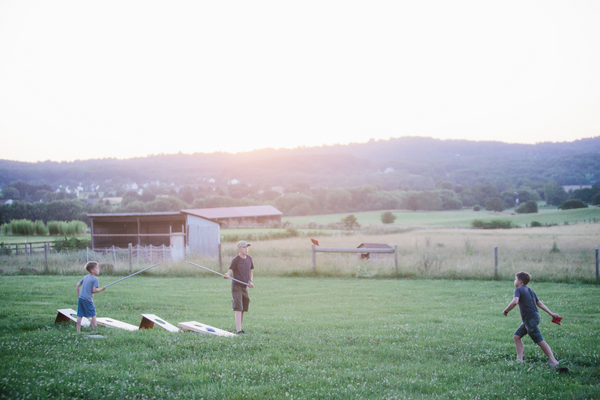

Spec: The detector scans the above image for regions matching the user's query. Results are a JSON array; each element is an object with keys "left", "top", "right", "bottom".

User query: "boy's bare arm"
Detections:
[
  {"left": 222, "top": 269, "right": 233, "bottom": 279},
  {"left": 248, "top": 270, "right": 254, "bottom": 288},
  {"left": 503, "top": 297, "right": 519, "bottom": 315},
  {"left": 76, "top": 282, "right": 81, "bottom": 296},
  {"left": 537, "top": 301, "right": 559, "bottom": 318},
  {"left": 92, "top": 286, "right": 107, "bottom": 293}
]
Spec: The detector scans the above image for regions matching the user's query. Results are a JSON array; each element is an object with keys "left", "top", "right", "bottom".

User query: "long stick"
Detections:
[
  {"left": 188, "top": 261, "right": 250, "bottom": 286},
  {"left": 105, "top": 263, "right": 161, "bottom": 287}
]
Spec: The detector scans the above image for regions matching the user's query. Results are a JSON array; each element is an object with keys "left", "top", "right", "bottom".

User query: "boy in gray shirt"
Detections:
[
  {"left": 503, "top": 271, "right": 560, "bottom": 366},
  {"left": 76, "top": 261, "right": 106, "bottom": 332}
]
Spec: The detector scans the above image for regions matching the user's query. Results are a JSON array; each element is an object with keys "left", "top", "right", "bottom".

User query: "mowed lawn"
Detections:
[{"left": 1, "top": 276, "right": 598, "bottom": 399}]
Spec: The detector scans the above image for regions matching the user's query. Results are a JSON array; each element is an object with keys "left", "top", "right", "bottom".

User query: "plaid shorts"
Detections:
[
  {"left": 514, "top": 312, "right": 543, "bottom": 343},
  {"left": 232, "top": 285, "right": 250, "bottom": 312},
  {"left": 77, "top": 298, "right": 96, "bottom": 318}
]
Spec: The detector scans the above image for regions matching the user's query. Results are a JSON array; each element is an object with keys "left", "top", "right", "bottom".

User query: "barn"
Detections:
[
  {"left": 182, "top": 205, "right": 282, "bottom": 227},
  {"left": 357, "top": 243, "right": 393, "bottom": 260},
  {"left": 87, "top": 211, "right": 220, "bottom": 257}
]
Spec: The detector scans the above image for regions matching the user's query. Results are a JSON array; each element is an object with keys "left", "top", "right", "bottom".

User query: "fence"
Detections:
[{"left": 312, "top": 244, "right": 399, "bottom": 273}]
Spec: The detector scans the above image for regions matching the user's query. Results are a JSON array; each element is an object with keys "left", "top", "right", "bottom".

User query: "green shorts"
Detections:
[{"left": 232, "top": 285, "right": 250, "bottom": 312}]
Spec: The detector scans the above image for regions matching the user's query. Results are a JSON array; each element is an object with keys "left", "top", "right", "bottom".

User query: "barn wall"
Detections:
[{"left": 187, "top": 215, "right": 220, "bottom": 257}]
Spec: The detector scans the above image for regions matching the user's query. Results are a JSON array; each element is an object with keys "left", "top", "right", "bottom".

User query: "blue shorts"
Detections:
[
  {"left": 514, "top": 312, "right": 543, "bottom": 343},
  {"left": 77, "top": 298, "right": 96, "bottom": 318}
]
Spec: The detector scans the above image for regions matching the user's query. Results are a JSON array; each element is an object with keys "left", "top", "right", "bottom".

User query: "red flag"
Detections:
[
  {"left": 551, "top": 316, "right": 562, "bottom": 325},
  {"left": 310, "top": 238, "right": 320, "bottom": 246}
]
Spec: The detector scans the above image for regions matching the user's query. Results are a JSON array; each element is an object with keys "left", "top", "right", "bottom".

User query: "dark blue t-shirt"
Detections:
[
  {"left": 229, "top": 255, "right": 253, "bottom": 288},
  {"left": 514, "top": 285, "right": 539, "bottom": 321}
]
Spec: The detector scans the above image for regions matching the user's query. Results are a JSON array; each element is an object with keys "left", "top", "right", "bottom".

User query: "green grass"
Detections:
[
  {"left": 0, "top": 234, "right": 91, "bottom": 244},
  {"left": 0, "top": 276, "right": 598, "bottom": 399},
  {"left": 286, "top": 207, "right": 600, "bottom": 228}
]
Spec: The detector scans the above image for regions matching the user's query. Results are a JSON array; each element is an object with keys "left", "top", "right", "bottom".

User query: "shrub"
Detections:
[
  {"left": 515, "top": 200, "right": 538, "bottom": 214},
  {"left": 473, "top": 205, "right": 481, "bottom": 212},
  {"left": 550, "top": 241, "right": 560, "bottom": 253},
  {"left": 471, "top": 219, "right": 514, "bottom": 229},
  {"left": 558, "top": 199, "right": 588, "bottom": 210},
  {"left": 53, "top": 237, "right": 91, "bottom": 252},
  {"left": 381, "top": 211, "right": 397, "bottom": 224},
  {"left": 0, "top": 242, "right": 12, "bottom": 255},
  {"left": 47, "top": 220, "right": 88, "bottom": 236},
  {"left": 530, "top": 221, "right": 542, "bottom": 227},
  {"left": 342, "top": 215, "right": 360, "bottom": 230}
]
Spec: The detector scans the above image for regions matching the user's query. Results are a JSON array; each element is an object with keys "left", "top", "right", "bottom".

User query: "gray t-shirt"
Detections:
[
  {"left": 78, "top": 274, "right": 99, "bottom": 302},
  {"left": 514, "top": 285, "right": 539, "bottom": 321},
  {"left": 229, "top": 255, "right": 254, "bottom": 288}
]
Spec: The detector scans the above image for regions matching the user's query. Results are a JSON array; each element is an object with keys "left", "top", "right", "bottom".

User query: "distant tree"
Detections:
[
  {"left": 543, "top": 180, "right": 568, "bottom": 206},
  {"left": 181, "top": 188, "right": 195, "bottom": 204},
  {"left": 342, "top": 214, "right": 360, "bottom": 230},
  {"left": 380, "top": 211, "right": 396, "bottom": 224},
  {"left": 1, "top": 187, "right": 20, "bottom": 199},
  {"left": 435, "top": 180, "right": 454, "bottom": 190},
  {"left": 591, "top": 193, "right": 600, "bottom": 206},
  {"left": 485, "top": 197, "right": 505, "bottom": 212},
  {"left": 325, "top": 188, "right": 352, "bottom": 213},
  {"left": 515, "top": 200, "right": 538, "bottom": 214},
  {"left": 473, "top": 205, "right": 481, "bottom": 211},
  {"left": 558, "top": 199, "right": 588, "bottom": 210},
  {"left": 262, "top": 190, "right": 281, "bottom": 201}
]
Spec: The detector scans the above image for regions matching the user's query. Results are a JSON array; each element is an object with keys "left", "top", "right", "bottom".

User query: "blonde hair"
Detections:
[{"left": 85, "top": 261, "right": 99, "bottom": 273}]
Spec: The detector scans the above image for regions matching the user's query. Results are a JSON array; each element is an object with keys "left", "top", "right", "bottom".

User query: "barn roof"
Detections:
[
  {"left": 182, "top": 205, "right": 283, "bottom": 219},
  {"left": 357, "top": 243, "right": 393, "bottom": 249},
  {"left": 86, "top": 211, "right": 217, "bottom": 224}
]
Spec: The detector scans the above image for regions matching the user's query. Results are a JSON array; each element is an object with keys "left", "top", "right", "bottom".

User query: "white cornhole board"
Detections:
[
  {"left": 178, "top": 321, "right": 236, "bottom": 337},
  {"left": 55, "top": 308, "right": 90, "bottom": 327},
  {"left": 139, "top": 314, "right": 179, "bottom": 332},
  {"left": 96, "top": 317, "right": 139, "bottom": 331}
]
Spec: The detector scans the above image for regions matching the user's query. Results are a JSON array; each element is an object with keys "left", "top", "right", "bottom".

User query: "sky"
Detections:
[{"left": 1, "top": 1, "right": 599, "bottom": 163}]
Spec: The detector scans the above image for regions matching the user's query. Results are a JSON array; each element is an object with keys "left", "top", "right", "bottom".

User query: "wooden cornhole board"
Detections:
[
  {"left": 139, "top": 314, "right": 179, "bottom": 332},
  {"left": 55, "top": 308, "right": 90, "bottom": 327},
  {"left": 178, "top": 321, "right": 236, "bottom": 337},
  {"left": 96, "top": 317, "right": 139, "bottom": 331}
]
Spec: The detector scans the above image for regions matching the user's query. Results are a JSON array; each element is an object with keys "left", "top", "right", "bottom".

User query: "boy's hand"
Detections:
[
  {"left": 551, "top": 313, "right": 560, "bottom": 319},
  {"left": 248, "top": 281, "right": 254, "bottom": 288},
  {"left": 503, "top": 310, "right": 508, "bottom": 316},
  {"left": 101, "top": 286, "right": 107, "bottom": 291},
  {"left": 223, "top": 274, "right": 229, "bottom": 279}
]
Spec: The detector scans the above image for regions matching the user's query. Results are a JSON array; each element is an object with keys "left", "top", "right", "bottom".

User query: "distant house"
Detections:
[
  {"left": 357, "top": 243, "right": 393, "bottom": 260},
  {"left": 101, "top": 197, "right": 123, "bottom": 206},
  {"left": 563, "top": 185, "right": 592, "bottom": 192},
  {"left": 0, "top": 199, "right": 13, "bottom": 205},
  {"left": 182, "top": 205, "right": 282, "bottom": 227}
]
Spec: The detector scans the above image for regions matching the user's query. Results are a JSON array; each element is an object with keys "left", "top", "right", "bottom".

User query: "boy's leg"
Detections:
[
  {"left": 537, "top": 341, "right": 559, "bottom": 366},
  {"left": 76, "top": 317, "right": 83, "bottom": 333},
  {"left": 235, "top": 311, "right": 243, "bottom": 332},
  {"left": 513, "top": 335, "right": 524, "bottom": 361},
  {"left": 91, "top": 316, "right": 97, "bottom": 330}
]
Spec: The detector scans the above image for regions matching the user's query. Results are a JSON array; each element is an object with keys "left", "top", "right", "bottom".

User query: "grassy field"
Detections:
[
  {"left": 0, "top": 234, "right": 91, "bottom": 244},
  {"left": 2, "top": 224, "right": 598, "bottom": 284},
  {"left": 0, "top": 276, "right": 598, "bottom": 399},
  {"left": 286, "top": 206, "right": 600, "bottom": 228}
]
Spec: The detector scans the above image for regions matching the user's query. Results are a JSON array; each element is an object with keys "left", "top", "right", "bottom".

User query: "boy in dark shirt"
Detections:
[
  {"left": 503, "top": 271, "right": 560, "bottom": 366},
  {"left": 223, "top": 240, "right": 254, "bottom": 334}
]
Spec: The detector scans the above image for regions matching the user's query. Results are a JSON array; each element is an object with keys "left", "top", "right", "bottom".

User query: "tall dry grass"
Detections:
[{"left": 1, "top": 224, "right": 598, "bottom": 282}]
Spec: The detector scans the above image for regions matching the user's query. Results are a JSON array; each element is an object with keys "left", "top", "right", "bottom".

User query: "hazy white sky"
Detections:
[{"left": 1, "top": 1, "right": 599, "bottom": 162}]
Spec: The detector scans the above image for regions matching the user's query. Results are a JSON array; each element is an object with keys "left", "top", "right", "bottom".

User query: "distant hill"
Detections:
[{"left": 1, "top": 136, "right": 599, "bottom": 189}]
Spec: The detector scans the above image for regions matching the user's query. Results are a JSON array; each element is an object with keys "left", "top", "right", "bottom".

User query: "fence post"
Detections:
[
  {"left": 44, "top": 243, "right": 49, "bottom": 273},
  {"left": 162, "top": 244, "right": 165, "bottom": 262},
  {"left": 150, "top": 244, "right": 153, "bottom": 264},
  {"left": 128, "top": 243, "right": 133, "bottom": 272},
  {"left": 29, "top": 243, "right": 32, "bottom": 258},
  {"left": 112, "top": 245, "right": 117, "bottom": 270},
  {"left": 596, "top": 248, "right": 600, "bottom": 283},
  {"left": 218, "top": 243, "right": 222, "bottom": 272},
  {"left": 312, "top": 244, "right": 317, "bottom": 273},
  {"left": 394, "top": 244, "right": 398, "bottom": 274},
  {"left": 494, "top": 246, "right": 498, "bottom": 280},
  {"left": 86, "top": 247, "right": 89, "bottom": 262}
]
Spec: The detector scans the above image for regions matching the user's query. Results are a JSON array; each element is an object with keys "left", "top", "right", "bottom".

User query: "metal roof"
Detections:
[
  {"left": 182, "top": 205, "right": 283, "bottom": 219},
  {"left": 357, "top": 243, "right": 393, "bottom": 249},
  {"left": 87, "top": 212, "right": 181, "bottom": 217}
]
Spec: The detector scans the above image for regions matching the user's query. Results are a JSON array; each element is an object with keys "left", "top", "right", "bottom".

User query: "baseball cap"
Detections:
[{"left": 237, "top": 240, "right": 251, "bottom": 248}]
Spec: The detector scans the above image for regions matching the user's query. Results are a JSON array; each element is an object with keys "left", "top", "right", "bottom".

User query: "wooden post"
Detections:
[
  {"left": 128, "top": 243, "right": 133, "bottom": 272},
  {"left": 394, "top": 244, "right": 398, "bottom": 274},
  {"left": 86, "top": 247, "right": 89, "bottom": 262},
  {"left": 218, "top": 243, "right": 222, "bottom": 272},
  {"left": 44, "top": 243, "right": 49, "bottom": 273},
  {"left": 150, "top": 244, "right": 153, "bottom": 264},
  {"left": 596, "top": 248, "right": 600, "bottom": 283},
  {"left": 312, "top": 244, "right": 316, "bottom": 273},
  {"left": 494, "top": 246, "right": 498, "bottom": 280},
  {"left": 29, "top": 243, "right": 32, "bottom": 258},
  {"left": 162, "top": 244, "right": 165, "bottom": 262},
  {"left": 113, "top": 245, "right": 117, "bottom": 269}
]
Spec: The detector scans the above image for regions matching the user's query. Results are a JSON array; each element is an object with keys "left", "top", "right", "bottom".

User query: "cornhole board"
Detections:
[
  {"left": 139, "top": 314, "right": 179, "bottom": 332},
  {"left": 55, "top": 308, "right": 90, "bottom": 327},
  {"left": 178, "top": 321, "right": 236, "bottom": 337},
  {"left": 96, "top": 317, "right": 139, "bottom": 331}
]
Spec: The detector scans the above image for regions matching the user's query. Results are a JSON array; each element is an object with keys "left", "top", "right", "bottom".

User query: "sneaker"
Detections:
[{"left": 236, "top": 330, "right": 245, "bottom": 334}]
